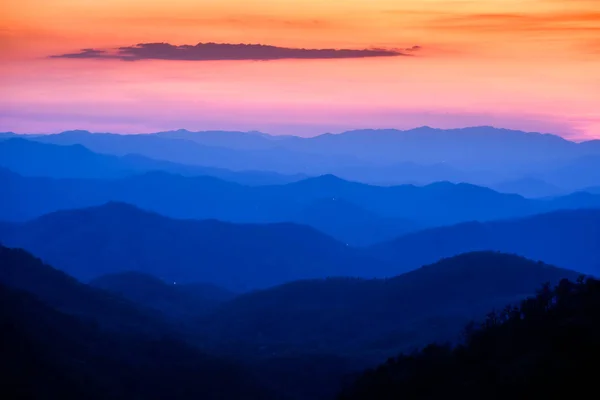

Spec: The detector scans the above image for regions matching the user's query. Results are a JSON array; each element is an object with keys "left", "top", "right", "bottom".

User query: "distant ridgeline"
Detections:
[
  {"left": 3, "top": 127, "right": 600, "bottom": 192},
  {"left": 0, "top": 203, "right": 598, "bottom": 289},
  {"left": 2, "top": 133, "right": 600, "bottom": 249}
]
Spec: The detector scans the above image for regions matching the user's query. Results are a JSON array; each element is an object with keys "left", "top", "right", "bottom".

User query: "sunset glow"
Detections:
[{"left": 2, "top": 0, "right": 599, "bottom": 138}]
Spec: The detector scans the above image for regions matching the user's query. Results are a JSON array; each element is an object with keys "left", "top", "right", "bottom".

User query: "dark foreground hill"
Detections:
[
  {"left": 199, "top": 252, "right": 580, "bottom": 361},
  {"left": 339, "top": 276, "right": 600, "bottom": 400},
  {"left": 0, "top": 246, "right": 167, "bottom": 335},
  {"left": 0, "top": 246, "right": 585, "bottom": 400},
  {"left": 0, "top": 246, "right": 350, "bottom": 400},
  {"left": 0, "top": 282, "right": 279, "bottom": 400},
  {"left": 90, "top": 272, "right": 236, "bottom": 319},
  {"left": 0, "top": 202, "right": 385, "bottom": 290},
  {"left": 371, "top": 208, "right": 600, "bottom": 275}
]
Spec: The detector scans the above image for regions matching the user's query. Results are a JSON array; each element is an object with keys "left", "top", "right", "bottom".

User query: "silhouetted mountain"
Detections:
[
  {"left": 0, "top": 137, "right": 305, "bottom": 184},
  {"left": 0, "top": 282, "right": 279, "bottom": 400},
  {"left": 269, "top": 175, "right": 599, "bottom": 226},
  {"left": 153, "top": 126, "right": 600, "bottom": 168},
  {"left": 0, "top": 169, "right": 518, "bottom": 230},
  {"left": 151, "top": 130, "right": 505, "bottom": 185},
  {"left": 0, "top": 167, "right": 252, "bottom": 222},
  {"left": 269, "top": 176, "right": 545, "bottom": 225},
  {"left": 200, "top": 252, "right": 579, "bottom": 360},
  {"left": 154, "top": 129, "right": 280, "bottom": 150},
  {"left": 371, "top": 209, "right": 600, "bottom": 275},
  {"left": 32, "top": 130, "right": 363, "bottom": 175},
  {"left": 291, "top": 198, "right": 420, "bottom": 246},
  {"left": 0, "top": 221, "right": 15, "bottom": 241},
  {"left": 129, "top": 127, "right": 600, "bottom": 170},
  {"left": 0, "top": 245, "right": 353, "bottom": 400},
  {"left": 541, "top": 155, "right": 600, "bottom": 190},
  {"left": 583, "top": 185, "right": 600, "bottom": 194},
  {"left": 0, "top": 245, "right": 167, "bottom": 334},
  {"left": 0, "top": 202, "right": 385, "bottom": 290},
  {"left": 20, "top": 127, "right": 600, "bottom": 187},
  {"left": 491, "top": 177, "right": 565, "bottom": 198},
  {"left": 331, "top": 161, "right": 497, "bottom": 187},
  {"left": 339, "top": 276, "right": 599, "bottom": 400},
  {"left": 120, "top": 153, "right": 308, "bottom": 185},
  {"left": 301, "top": 126, "right": 589, "bottom": 170},
  {"left": 90, "top": 271, "right": 236, "bottom": 319},
  {"left": 0, "top": 138, "right": 132, "bottom": 179},
  {"left": 542, "top": 190, "right": 600, "bottom": 210},
  {"left": 254, "top": 353, "right": 364, "bottom": 400},
  {"left": 3, "top": 168, "right": 600, "bottom": 243}
]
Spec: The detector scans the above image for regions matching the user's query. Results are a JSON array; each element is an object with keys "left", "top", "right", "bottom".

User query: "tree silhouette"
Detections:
[{"left": 339, "top": 276, "right": 600, "bottom": 399}]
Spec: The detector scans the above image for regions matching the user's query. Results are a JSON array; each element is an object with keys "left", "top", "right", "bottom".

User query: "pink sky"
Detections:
[{"left": 2, "top": 0, "right": 599, "bottom": 138}]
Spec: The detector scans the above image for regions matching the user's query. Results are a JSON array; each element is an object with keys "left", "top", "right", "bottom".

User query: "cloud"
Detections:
[
  {"left": 55, "top": 48, "right": 109, "bottom": 59},
  {"left": 50, "top": 42, "right": 410, "bottom": 61},
  {"left": 114, "top": 15, "right": 337, "bottom": 30},
  {"left": 381, "top": 7, "right": 600, "bottom": 35},
  {"left": 584, "top": 40, "right": 600, "bottom": 54},
  {"left": 429, "top": 12, "right": 600, "bottom": 34}
]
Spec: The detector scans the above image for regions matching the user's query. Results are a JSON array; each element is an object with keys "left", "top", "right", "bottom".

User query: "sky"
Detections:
[{"left": 1, "top": 0, "right": 599, "bottom": 138}]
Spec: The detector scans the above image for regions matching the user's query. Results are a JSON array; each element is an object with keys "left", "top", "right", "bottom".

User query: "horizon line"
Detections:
[{"left": 2, "top": 125, "right": 595, "bottom": 142}]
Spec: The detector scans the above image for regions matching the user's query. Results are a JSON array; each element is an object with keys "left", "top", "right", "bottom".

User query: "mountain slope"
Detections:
[
  {"left": 0, "top": 283, "right": 279, "bottom": 400},
  {"left": 371, "top": 209, "right": 600, "bottom": 275},
  {"left": 199, "top": 252, "right": 580, "bottom": 359},
  {"left": 23, "top": 127, "right": 600, "bottom": 187},
  {"left": 270, "top": 176, "right": 545, "bottom": 225},
  {"left": 2, "top": 168, "right": 599, "bottom": 243},
  {"left": 542, "top": 155, "right": 600, "bottom": 190},
  {"left": 0, "top": 245, "right": 167, "bottom": 334},
  {"left": 0, "top": 138, "right": 131, "bottom": 179},
  {"left": 583, "top": 185, "right": 600, "bottom": 194},
  {"left": 32, "top": 130, "right": 361, "bottom": 174},
  {"left": 290, "top": 197, "right": 420, "bottom": 246},
  {"left": 0, "top": 202, "right": 386, "bottom": 290},
  {"left": 154, "top": 129, "right": 279, "bottom": 150},
  {"left": 140, "top": 126, "right": 600, "bottom": 171},
  {"left": 0, "top": 137, "right": 305, "bottom": 184},
  {"left": 491, "top": 177, "right": 565, "bottom": 198},
  {"left": 63, "top": 126, "right": 597, "bottom": 169},
  {"left": 90, "top": 271, "right": 236, "bottom": 319},
  {"left": 339, "top": 277, "right": 600, "bottom": 400}
]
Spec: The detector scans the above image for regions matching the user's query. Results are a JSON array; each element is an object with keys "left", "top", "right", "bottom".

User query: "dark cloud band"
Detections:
[{"left": 50, "top": 42, "right": 414, "bottom": 61}]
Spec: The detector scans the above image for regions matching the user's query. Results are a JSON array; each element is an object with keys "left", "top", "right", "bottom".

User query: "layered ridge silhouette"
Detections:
[{"left": 5, "top": 126, "right": 600, "bottom": 191}]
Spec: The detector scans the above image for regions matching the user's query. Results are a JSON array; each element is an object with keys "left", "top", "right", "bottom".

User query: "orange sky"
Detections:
[{"left": 1, "top": 0, "right": 599, "bottom": 138}]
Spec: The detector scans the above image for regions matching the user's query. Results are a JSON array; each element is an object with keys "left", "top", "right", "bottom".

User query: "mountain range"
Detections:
[
  {"left": 0, "top": 247, "right": 279, "bottom": 400},
  {"left": 1, "top": 203, "right": 598, "bottom": 291},
  {"left": 3, "top": 125, "right": 600, "bottom": 400},
  {"left": 0, "top": 244, "right": 585, "bottom": 400},
  {"left": 0, "top": 137, "right": 305, "bottom": 184},
  {"left": 0, "top": 245, "right": 167, "bottom": 334},
  {"left": 90, "top": 271, "right": 236, "bottom": 320},
  {"left": 198, "top": 252, "right": 580, "bottom": 361},
  {"left": 29, "top": 126, "right": 600, "bottom": 169},
  {"left": 2, "top": 159, "right": 600, "bottom": 244},
  {"left": 4, "top": 127, "right": 600, "bottom": 191},
  {"left": 0, "top": 202, "right": 385, "bottom": 290},
  {"left": 371, "top": 208, "right": 600, "bottom": 275}
]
